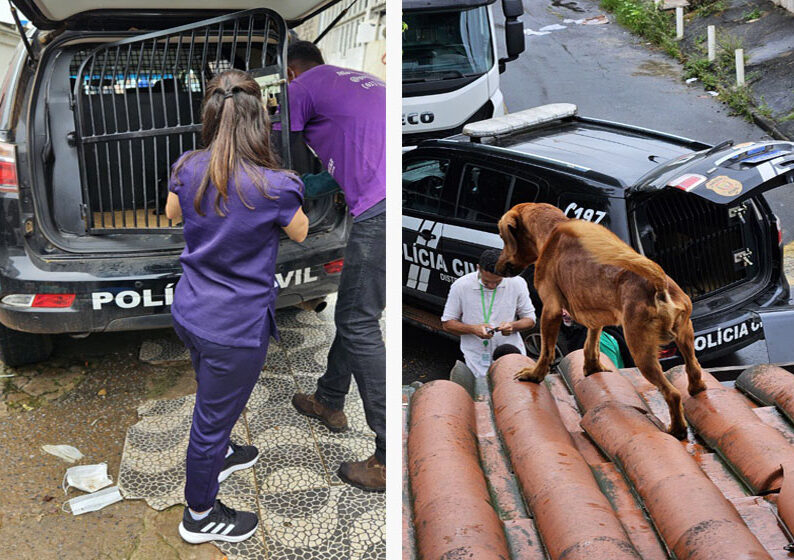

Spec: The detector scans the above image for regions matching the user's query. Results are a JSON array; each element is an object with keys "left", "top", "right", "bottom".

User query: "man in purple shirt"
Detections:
[{"left": 286, "top": 41, "right": 386, "bottom": 491}]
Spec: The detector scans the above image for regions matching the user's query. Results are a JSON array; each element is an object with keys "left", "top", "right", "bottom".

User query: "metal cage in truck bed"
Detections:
[{"left": 70, "top": 8, "right": 292, "bottom": 233}]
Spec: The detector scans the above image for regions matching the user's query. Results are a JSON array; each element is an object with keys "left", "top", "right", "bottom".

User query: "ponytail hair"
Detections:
[{"left": 173, "top": 69, "right": 286, "bottom": 216}]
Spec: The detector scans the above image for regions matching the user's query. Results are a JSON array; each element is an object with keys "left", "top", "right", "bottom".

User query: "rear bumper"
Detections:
[
  {"left": 662, "top": 274, "right": 790, "bottom": 366},
  {"left": 0, "top": 225, "right": 348, "bottom": 335}
]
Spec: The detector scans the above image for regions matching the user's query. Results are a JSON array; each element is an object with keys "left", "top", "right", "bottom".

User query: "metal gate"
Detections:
[{"left": 71, "top": 9, "right": 292, "bottom": 233}]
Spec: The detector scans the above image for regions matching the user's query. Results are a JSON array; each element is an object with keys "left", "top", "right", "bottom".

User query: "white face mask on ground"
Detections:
[
  {"left": 42, "top": 444, "right": 84, "bottom": 463},
  {"left": 62, "top": 486, "right": 123, "bottom": 516},
  {"left": 62, "top": 463, "right": 113, "bottom": 494}
]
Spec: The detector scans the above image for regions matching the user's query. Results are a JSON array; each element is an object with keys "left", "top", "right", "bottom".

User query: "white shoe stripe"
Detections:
[
  {"left": 210, "top": 523, "right": 226, "bottom": 534},
  {"left": 221, "top": 524, "right": 236, "bottom": 536},
  {"left": 200, "top": 522, "right": 215, "bottom": 533}
]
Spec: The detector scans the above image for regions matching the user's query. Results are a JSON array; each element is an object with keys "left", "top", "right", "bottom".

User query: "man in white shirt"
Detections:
[{"left": 441, "top": 249, "right": 536, "bottom": 377}]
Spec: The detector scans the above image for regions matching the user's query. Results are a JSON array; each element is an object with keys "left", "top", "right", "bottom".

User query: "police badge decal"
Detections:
[{"left": 706, "top": 175, "right": 743, "bottom": 197}]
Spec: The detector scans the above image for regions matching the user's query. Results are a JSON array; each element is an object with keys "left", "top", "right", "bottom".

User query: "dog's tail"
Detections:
[{"left": 566, "top": 220, "right": 685, "bottom": 340}]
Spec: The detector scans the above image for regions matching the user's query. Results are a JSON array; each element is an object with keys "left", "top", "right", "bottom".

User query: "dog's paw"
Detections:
[
  {"left": 583, "top": 362, "right": 612, "bottom": 377},
  {"left": 583, "top": 362, "right": 609, "bottom": 377},
  {"left": 514, "top": 367, "right": 544, "bottom": 383},
  {"left": 669, "top": 424, "right": 689, "bottom": 440},
  {"left": 688, "top": 380, "right": 707, "bottom": 395}
]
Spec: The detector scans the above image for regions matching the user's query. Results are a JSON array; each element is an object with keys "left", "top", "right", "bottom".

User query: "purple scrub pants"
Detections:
[{"left": 173, "top": 319, "right": 269, "bottom": 512}]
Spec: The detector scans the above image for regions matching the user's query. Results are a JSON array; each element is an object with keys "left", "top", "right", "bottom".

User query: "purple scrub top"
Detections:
[
  {"left": 168, "top": 150, "right": 304, "bottom": 348},
  {"left": 280, "top": 64, "right": 385, "bottom": 217}
]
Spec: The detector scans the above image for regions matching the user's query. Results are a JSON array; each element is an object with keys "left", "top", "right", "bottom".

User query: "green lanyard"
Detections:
[{"left": 480, "top": 284, "right": 496, "bottom": 348}]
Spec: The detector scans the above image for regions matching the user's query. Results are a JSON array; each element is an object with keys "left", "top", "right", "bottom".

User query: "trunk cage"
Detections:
[{"left": 71, "top": 8, "right": 292, "bottom": 233}]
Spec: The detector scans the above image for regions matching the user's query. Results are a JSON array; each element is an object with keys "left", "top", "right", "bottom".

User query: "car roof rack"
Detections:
[{"left": 462, "top": 103, "right": 578, "bottom": 141}]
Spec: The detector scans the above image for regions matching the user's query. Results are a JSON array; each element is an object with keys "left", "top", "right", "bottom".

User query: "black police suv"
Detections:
[
  {"left": 0, "top": 3, "right": 350, "bottom": 365},
  {"left": 403, "top": 103, "right": 794, "bottom": 366}
]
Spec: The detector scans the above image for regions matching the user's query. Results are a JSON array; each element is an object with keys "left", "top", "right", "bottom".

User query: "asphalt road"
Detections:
[{"left": 402, "top": 0, "right": 794, "bottom": 383}]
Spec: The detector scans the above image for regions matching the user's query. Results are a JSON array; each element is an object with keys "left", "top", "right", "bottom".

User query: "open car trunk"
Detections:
[
  {"left": 630, "top": 141, "right": 794, "bottom": 315},
  {"left": 71, "top": 10, "right": 292, "bottom": 233},
  {"left": 10, "top": 0, "right": 341, "bottom": 29},
  {"left": 28, "top": 8, "right": 343, "bottom": 251}
]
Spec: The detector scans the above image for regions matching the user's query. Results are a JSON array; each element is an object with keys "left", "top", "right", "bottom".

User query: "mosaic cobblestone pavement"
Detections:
[{"left": 120, "top": 302, "right": 386, "bottom": 560}]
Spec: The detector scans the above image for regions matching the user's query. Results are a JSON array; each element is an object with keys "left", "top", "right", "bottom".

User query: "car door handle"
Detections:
[{"left": 419, "top": 229, "right": 437, "bottom": 241}]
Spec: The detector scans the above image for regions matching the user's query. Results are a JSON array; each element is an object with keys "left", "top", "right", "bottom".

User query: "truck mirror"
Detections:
[
  {"left": 502, "top": 0, "right": 524, "bottom": 18},
  {"left": 499, "top": 20, "right": 525, "bottom": 73}
]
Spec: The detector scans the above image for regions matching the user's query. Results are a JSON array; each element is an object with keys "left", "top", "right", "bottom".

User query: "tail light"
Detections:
[
  {"left": 2, "top": 293, "right": 76, "bottom": 308},
  {"left": 323, "top": 259, "right": 344, "bottom": 274},
  {"left": 32, "top": 294, "right": 76, "bottom": 308},
  {"left": 0, "top": 142, "right": 18, "bottom": 194}
]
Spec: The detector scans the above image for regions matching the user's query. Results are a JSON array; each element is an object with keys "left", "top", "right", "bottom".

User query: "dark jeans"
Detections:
[
  {"left": 316, "top": 212, "right": 386, "bottom": 463},
  {"left": 173, "top": 319, "right": 269, "bottom": 511}
]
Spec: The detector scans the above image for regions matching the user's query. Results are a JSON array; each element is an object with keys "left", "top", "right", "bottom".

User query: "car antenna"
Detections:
[{"left": 8, "top": 1, "right": 36, "bottom": 65}]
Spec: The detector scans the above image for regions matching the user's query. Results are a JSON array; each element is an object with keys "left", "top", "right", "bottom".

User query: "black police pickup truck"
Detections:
[
  {"left": 0, "top": 2, "right": 350, "bottom": 365},
  {"left": 403, "top": 103, "right": 794, "bottom": 366}
]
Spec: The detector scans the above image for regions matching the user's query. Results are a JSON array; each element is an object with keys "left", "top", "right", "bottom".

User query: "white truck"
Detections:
[{"left": 401, "top": 0, "right": 525, "bottom": 146}]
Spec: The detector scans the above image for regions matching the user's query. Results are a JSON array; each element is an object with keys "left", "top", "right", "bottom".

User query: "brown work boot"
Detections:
[
  {"left": 291, "top": 392, "right": 348, "bottom": 432},
  {"left": 337, "top": 455, "right": 385, "bottom": 492}
]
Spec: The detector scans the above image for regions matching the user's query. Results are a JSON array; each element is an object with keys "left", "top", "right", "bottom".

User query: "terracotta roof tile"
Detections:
[
  {"left": 404, "top": 351, "right": 794, "bottom": 559},
  {"left": 407, "top": 380, "right": 510, "bottom": 560}
]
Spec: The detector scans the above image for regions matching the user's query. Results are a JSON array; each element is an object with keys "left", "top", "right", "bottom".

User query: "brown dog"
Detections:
[{"left": 495, "top": 202, "right": 707, "bottom": 438}]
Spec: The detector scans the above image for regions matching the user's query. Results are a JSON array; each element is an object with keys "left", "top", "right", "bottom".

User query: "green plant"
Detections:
[
  {"left": 599, "top": 0, "right": 682, "bottom": 59},
  {"left": 718, "top": 85, "right": 754, "bottom": 119},
  {"left": 757, "top": 96, "right": 774, "bottom": 118},
  {"left": 695, "top": 0, "right": 727, "bottom": 16},
  {"left": 717, "top": 33, "right": 745, "bottom": 57},
  {"left": 683, "top": 57, "right": 720, "bottom": 90},
  {"left": 742, "top": 7, "right": 762, "bottom": 20},
  {"left": 601, "top": 0, "right": 763, "bottom": 123}
]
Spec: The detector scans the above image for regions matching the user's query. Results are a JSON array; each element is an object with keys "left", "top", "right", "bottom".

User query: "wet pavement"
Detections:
[
  {"left": 0, "top": 298, "right": 384, "bottom": 560},
  {"left": 496, "top": 0, "right": 772, "bottom": 143},
  {"left": 0, "top": 328, "right": 221, "bottom": 559}
]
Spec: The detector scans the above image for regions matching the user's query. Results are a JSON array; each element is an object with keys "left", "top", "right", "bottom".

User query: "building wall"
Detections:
[
  {"left": 0, "top": 24, "right": 19, "bottom": 73},
  {"left": 295, "top": 1, "right": 386, "bottom": 80}
]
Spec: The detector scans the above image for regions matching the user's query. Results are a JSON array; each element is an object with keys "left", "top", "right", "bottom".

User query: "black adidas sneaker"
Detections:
[
  {"left": 218, "top": 441, "right": 260, "bottom": 483},
  {"left": 178, "top": 500, "right": 259, "bottom": 544}
]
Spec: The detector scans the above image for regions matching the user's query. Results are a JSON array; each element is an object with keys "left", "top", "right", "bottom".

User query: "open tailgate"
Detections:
[
  {"left": 635, "top": 141, "right": 794, "bottom": 204},
  {"left": 10, "top": 0, "right": 341, "bottom": 29}
]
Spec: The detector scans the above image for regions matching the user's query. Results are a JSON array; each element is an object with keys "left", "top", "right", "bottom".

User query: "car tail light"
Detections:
[
  {"left": 2, "top": 293, "right": 75, "bottom": 308},
  {"left": 32, "top": 294, "right": 76, "bottom": 308},
  {"left": 658, "top": 346, "right": 678, "bottom": 359},
  {"left": 0, "top": 142, "right": 18, "bottom": 194},
  {"left": 323, "top": 259, "right": 344, "bottom": 274}
]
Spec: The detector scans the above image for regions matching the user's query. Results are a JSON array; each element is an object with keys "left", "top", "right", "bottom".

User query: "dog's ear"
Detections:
[{"left": 498, "top": 210, "right": 520, "bottom": 256}]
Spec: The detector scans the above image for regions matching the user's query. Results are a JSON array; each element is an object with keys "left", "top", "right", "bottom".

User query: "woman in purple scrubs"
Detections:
[{"left": 164, "top": 69, "right": 308, "bottom": 544}]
